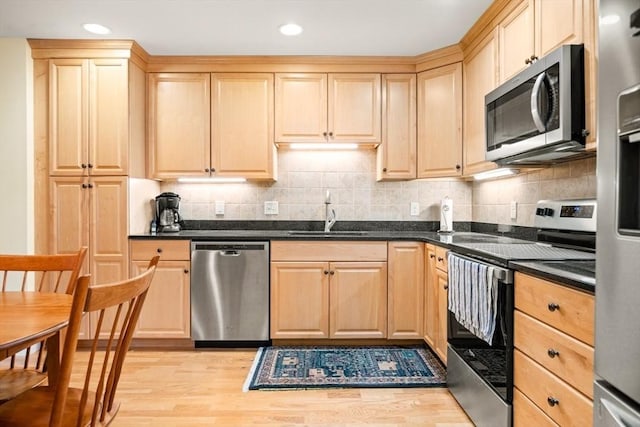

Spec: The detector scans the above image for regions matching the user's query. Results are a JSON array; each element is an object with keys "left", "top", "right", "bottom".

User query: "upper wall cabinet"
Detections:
[
  {"left": 417, "top": 63, "right": 463, "bottom": 178},
  {"left": 463, "top": 30, "right": 499, "bottom": 176},
  {"left": 148, "top": 73, "right": 276, "bottom": 180},
  {"left": 49, "top": 59, "right": 128, "bottom": 176},
  {"left": 275, "top": 73, "right": 381, "bottom": 144},
  {"left": 376, "top": 74, "right": 417, "bottom": 181}
]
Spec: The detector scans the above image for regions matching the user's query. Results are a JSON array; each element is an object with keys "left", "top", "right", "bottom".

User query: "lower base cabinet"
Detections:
[
  {"left": 129, "top": 240, "right": 191, "bottom": 339},
  {"left": 424, "top": 244, "right": 449, "bottom": 364},
  {"left": 270, "top": 241, "right": 388, "bottom": 339}
]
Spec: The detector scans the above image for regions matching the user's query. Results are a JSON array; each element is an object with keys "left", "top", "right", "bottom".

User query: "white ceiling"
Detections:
[{"left": 0, "top": 0, "right": 493, "bottom": 56}]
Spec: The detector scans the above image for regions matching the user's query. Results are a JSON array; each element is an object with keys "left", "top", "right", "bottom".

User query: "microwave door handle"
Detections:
[{"left": 531, "top": 72, "right": 548, "bottom": 132}]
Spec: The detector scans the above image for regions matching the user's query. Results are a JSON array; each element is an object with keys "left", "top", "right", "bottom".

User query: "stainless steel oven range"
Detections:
[{"left": 446, "top": 199, "right": 596, "bottom": 427}]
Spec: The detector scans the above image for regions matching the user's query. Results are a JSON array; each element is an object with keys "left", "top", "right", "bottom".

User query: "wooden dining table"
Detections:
[{"left": 0, "top": 291, "right": 74, "bottom": 387}]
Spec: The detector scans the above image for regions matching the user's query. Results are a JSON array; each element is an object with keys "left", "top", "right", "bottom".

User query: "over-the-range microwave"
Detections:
[{"left": 485, "top": 44, "right": 589, "bottom": 166}]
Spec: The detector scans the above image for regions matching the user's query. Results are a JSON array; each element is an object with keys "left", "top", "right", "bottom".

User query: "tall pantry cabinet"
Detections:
[{"left": 31, "top": 41, "right": 147, "bottom": 337}]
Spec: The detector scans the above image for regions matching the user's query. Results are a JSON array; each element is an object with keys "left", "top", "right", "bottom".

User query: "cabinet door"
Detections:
[
  {"left": 534, "top": 0, "right": 583, "bottom": 57},
  {"left": 274, "top": 73, "right": 327, "bottom": 143},
  {"left": 88, "top": 59, "right": 128, "bottom": 176},
  {"left": 424, "top": 244, "right": 438, "bottom": 349},
  {"left": 417, "top": 63, "right": 463, "bottom": 178},
  {"left": 50, "top": 177, "right": 90, "bottom": 265},
  {"left": 131, "top": 260, "right": 191, "bottom": 338},
  {"left": 463, "top": 30, "right": 499, "bottom": 176},
  {"left": 49, "top": 59, "right": 89, "bottom": 176},
  {"left": 435, "top": 268, "right": 449, "bottom": 364},
  {"left": 89, "top": 176, "right": 128, "bottom": 287},
  {"left": 329, "top": 74, "right": 381, "bottom": 143},
  {"left": 377, "top": 74, "right": 416, "bottom": 180},
  {"left": 388, "top": 242, "right": 424, "bottom": 339},
  {"left": 211, "top": 73, "right": 275, "bottom": 179},
  {"left": 499, "top": 0, "right": 534, "bottom": 83},
  {"left": 148, "top": 73, "right": 211, "bottom": 178},
  {"left": 270, "top": 262, "right": 330, "bottom": 339},
  {"left": 330, "top": 262, "right": 387, "bottom": 339}
]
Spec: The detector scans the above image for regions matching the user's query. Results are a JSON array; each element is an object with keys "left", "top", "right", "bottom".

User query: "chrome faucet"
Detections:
[{"left": 324, "top": 190, "right": 337, "bottom": 232}]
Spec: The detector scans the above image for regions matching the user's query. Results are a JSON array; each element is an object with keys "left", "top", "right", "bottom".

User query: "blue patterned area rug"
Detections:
[{"left": 244, "top": 345, "right": 446, "bottom": 391}]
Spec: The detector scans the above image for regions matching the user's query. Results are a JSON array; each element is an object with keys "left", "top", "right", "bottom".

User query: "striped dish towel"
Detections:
[{"left": 447, "top": 253, "right": 498, "bottom": 345}]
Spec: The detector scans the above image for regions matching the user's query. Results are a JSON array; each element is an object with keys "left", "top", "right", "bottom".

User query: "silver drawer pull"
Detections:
[{"left": 547, "top": 348, "right": 560, "bottom": 358}]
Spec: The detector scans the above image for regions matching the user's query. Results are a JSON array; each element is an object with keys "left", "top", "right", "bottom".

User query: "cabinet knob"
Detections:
[
  {"left": 324, "top": 270, "right": 329, "bottom": 275},
  {"left": 81, "top": 163, "right": 87, "bottom": 169},
  {"left": 81, "top": 183, "right": 88, "bottom": 189},
  {"left": 455, "top": 164, "right": 461, "bottom": 170},
  {"left": 205, "top": 168, "right": 210, "bottom": 173},
  {"left": 430, "top": 254, "right": 436, "bottom": 259},
  {"left": 87, "top": 163, "right": 93, "bottom": 169},
  {"left": 156, "top": 248, "right": 163, "bottom": 253},
  {"left": 437, "top": 257, "right": 444, "bottom": 262},
  {"left": 547, "top": 302, "right": 560, "bottom": 312},
  {"left": 382, "top": 167, "right": 387, "bottom": 172},
  {"left": 184, "top": 269, "right": 189, "bottom": 274},
  {"left": 328, "top": 132, "right": 334, "bottom": 138},
  {"left": 443, "top": 284, "right": 449, "bottom": 290},
  {"left": 323, "top": 132, "right": 328, "bottom": 138},
  {"left": 87, "top": 183, "right": 93, "bottom": 189},
  {"left": 547, "top": 348, "right": 560, "bottom": 358},
  {"left": 547, "top": 397, "right": 559, "bottom": 407},
  {"left": 211, "top": 167, "right": 216, "bottom": 173},
  {"left": 329, "top": 270, "right": 335, "bottom": 275}
]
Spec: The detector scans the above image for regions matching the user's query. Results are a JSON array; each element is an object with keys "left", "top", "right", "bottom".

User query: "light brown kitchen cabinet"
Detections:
[
  {"left": 513, "top": 272, "right": 594, "bottom": 426},
  {"left": 50, "top": 176, "right": 129, "bottom": 339},
  {"left": 424, "top": 244, "right": 449, "bottom": 364},
  {"left": 49, "top": 58, "right": 128, "bottom": 176},
  {"left": 275, "top": 73, "right": 381, "bottom": 144},
  {"left": 149, "top": 73, "right": 276, "bottom": 180},
  {"left": 270, "top": 241, "right": 387, "bottom": 340},
  {"left": 462, "top": 30, "right": 499, "bottom": 176},
  {"left": 130, "top": 240, "right": 191, "bottom": 339},
  {"left": 417, "top": 63, "right": 463, "bottom": 178},
  {"left": 388, "top": 242, "right": 424, "bottom": 339},
  {"left": 376, "top": 74, "right": 417, "bottom": 181},
  {"left": 148, "top": 73, "right": 211, "bottom": 179},
  {"left": 498, "top": 0, "right": 534, "bottom": 83}
]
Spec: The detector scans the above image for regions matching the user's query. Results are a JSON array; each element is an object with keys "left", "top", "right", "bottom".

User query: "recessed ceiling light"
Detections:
[
  {"left": 83, "top": 23, "right": 111, "bottom": 35},
  {"left": 279, "top": 23, "right": 303, "bottom": 36}
]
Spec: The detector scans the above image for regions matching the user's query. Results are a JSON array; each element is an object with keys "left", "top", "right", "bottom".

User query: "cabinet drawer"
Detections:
[
  {"left": 130, "top": 240, "right": 190, "bottom": 261},
  {"left": 515, "top": 311, "right": 594, "bottom": 398},
  {"left": 513, "top": 388, "right": 558, "bottom": 427},
  {"left": 435, "top": 246, "right": 448, "bottom": 272},
  {"left": 514, "top": 350, "right": 593, "bottom": 427},
  {"left": 271, "top": 241, "right": 387, "bottom": 262},
  {"left": 514, "top": 272, "right": 594, "bottom": 345}
]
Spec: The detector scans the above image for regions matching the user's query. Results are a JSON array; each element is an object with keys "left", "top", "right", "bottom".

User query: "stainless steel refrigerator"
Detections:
[{"left": 595, "top": 0, "right": 640, "bottom": 425}]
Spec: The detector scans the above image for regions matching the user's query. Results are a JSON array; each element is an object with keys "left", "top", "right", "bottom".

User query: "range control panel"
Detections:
[{"left": 534, "top": 199, "right": 597, "bottom": 232}]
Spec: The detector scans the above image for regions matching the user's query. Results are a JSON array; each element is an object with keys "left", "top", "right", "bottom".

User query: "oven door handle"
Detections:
[{"left": 449, "top": 252, "right": 513, "bottom": 284}]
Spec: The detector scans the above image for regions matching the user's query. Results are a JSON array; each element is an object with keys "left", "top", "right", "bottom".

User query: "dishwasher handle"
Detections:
[
  {"left": 192, "top": 242, "right": 267, "bottom": 252},
  {"left": 220, "top": 250, "right": 241, "bottom": 257}
]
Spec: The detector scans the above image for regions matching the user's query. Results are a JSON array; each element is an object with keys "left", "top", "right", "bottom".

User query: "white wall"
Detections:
[{"left": 0, "top": 38, "right": 33, "bottom": 254}]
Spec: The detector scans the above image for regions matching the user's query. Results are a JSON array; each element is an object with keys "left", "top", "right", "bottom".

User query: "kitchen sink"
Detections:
[{"left": 287, "top": 230, "right": 369, "bottom": 237}]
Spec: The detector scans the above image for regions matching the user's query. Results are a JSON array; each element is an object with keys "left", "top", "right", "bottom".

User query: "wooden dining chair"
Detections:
[
  {"left": 0, "top": 256, "right": 159, "bottom": 427},
  {"left": 0, "top": 248, "right": 88, "bottom": 402}
]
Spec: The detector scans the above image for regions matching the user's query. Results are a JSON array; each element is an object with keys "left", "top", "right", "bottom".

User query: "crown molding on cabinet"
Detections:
[{"left": 415, "top": 44, "right": 463, "bottom": 73}]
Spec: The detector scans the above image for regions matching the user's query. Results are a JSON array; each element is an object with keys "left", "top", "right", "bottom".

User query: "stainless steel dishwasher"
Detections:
[{"left": 190, "top": 241, "right": 269, "bottom": 344}]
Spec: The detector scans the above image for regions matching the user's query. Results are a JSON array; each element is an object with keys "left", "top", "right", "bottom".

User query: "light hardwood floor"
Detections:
[{"left": 71, "top": 349, "right": 473, "bottom": 426}]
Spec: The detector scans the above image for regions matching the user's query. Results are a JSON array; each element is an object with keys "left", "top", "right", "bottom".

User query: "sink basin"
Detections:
[{"left": 287, "top": 230, "right": 369, "bottom": 237}]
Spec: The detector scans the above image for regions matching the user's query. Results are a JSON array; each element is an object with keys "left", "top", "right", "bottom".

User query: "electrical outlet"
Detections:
[
  {"left": 410, "top": 202, "right": 420, "bottom": 216},
  {"left": 215, "top": 200, "right": 225, "bottom": 215},
  {"left": 264, "top": 201, "right": 279, "bottom": 215},
  {"left": 510, "top": 200, "right": 518, "bottom": 220}
]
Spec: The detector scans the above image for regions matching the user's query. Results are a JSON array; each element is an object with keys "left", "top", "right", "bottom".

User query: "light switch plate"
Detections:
[
  {"left": 510, "top": 201, "right": 518, "bottom": 220},
  {"left": 215, "top": 200, "right": 225, "bottom": 215},
  {"left": 264, "top": 201, "right": 279, "bottom": 215},
  {"left": 410, "top": 202, "right": 420, "bottom": 216}
]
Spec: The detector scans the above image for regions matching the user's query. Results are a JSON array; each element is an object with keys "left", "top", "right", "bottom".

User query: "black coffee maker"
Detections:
[{"left": 155, "top": 192, "right": 182, "bottom": 232}]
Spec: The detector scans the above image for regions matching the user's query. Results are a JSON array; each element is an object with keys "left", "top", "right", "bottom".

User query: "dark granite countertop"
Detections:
[{"left": 129, "top": 221, "right": 594, "bottom": 290}]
